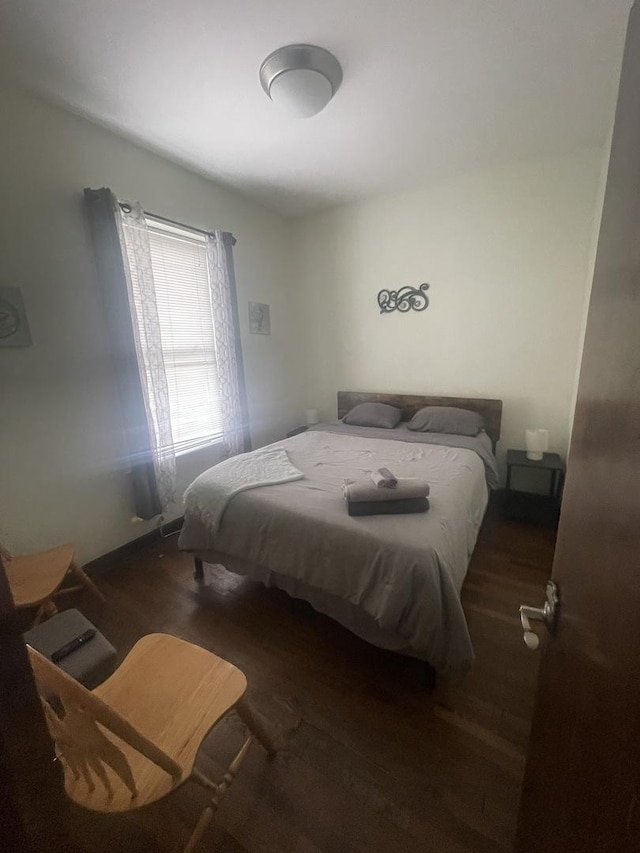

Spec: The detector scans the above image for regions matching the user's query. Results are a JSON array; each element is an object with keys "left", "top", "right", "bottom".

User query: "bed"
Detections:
[{"left": 178, "top": 392, "right": 502, "bottom": 680}]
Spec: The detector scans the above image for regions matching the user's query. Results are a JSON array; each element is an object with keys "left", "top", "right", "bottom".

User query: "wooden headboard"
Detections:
[{"left": 337, "top": 391, "right": 503, "bottom": 447}]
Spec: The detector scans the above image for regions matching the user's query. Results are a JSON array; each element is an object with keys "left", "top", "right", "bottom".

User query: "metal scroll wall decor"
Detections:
[{"left": 377, "top": 283, "right": 430, "bottom": 314}]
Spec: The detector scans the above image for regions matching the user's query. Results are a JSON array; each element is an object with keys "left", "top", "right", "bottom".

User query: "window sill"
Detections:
[{"left": 175, "top": 438, "right": 224, "bottom": 458}]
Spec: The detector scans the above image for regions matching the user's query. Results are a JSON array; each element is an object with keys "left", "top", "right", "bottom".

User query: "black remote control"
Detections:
[{"left": 51, "top": 628, "right": 96, "bottom": 663}]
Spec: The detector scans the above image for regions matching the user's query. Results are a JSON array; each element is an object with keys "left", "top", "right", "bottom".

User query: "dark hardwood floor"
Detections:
[{"left": 63, "top": 495, "right": 555, "bottom": 853}]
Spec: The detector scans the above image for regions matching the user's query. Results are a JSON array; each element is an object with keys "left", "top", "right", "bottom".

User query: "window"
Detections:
[{"left": 137, "top": 217, "right": 223, "bottom": 454}]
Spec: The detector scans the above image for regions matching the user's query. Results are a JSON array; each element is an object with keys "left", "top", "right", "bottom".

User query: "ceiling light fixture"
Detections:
[{"left": 259, "top": 44, "right": 342, "bottom": 118}]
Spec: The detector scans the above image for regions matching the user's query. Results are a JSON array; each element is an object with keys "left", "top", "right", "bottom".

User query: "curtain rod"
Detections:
[{"left": 130, "top": 205, "right": 236, "bottom": 245}]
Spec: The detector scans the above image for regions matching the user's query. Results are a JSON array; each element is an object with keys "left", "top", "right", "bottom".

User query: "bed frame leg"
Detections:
[
  {"left": 193, "top": 557, "right": 204, "bottom": 582},
  {"left": 422, "top": 662, "right": 437, "bottom": 691}
]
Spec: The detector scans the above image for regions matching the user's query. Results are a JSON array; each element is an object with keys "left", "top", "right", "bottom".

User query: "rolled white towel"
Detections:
[
  {"left": 343, "top": 477, "right": 430, "bottom": 503},
  {"left": 370, "top": 467, "right": 398, "bottom": 489}
]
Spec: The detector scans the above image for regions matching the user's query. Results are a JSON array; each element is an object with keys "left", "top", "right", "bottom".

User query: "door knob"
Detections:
[{"left": 519, "top": 580, "right": 559, "bottom": 650}]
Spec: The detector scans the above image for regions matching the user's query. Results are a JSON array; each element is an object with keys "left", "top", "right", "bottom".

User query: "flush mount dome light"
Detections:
[{"left": 260, "top": 44, "right": 342, "bottom": 118}]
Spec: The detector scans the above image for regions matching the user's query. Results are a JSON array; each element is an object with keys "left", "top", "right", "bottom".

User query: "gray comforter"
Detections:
[
  {"left": 179, "top": 425, "right": 498, "bottom": 679},
  {"left": 310, "top": 422, "right": 499, "bottom": 488}
]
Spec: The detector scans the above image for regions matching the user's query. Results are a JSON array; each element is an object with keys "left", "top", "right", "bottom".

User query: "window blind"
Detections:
[{"left": 144, "top": 218, "right": 223, "bottom": 454}]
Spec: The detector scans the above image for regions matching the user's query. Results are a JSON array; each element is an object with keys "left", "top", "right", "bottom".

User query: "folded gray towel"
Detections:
[
  {"left": 343, "top": 478, "right": 430, "bottom": 503},
  {"left": 370, "top": 467, "right": 398, "bottom": 488},
  {"left": 347, "top": 497, "right": 430, "bottom": 516}
]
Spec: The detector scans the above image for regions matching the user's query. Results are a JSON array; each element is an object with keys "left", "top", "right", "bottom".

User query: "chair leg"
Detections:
[
  {"left": 33, "top": 599, "right": 58, "bottom": 627},
  {"left": 193, "top": 558, "right": 204, "bottom": 582},
  {"left": 182, "top": 805, "right": 215, "bottom": 853},
  {"left": 70, "top": 559, "right": 106, "bottom": 603},
  {"left": 32, "top": 604, "right": 46, "bottom": 627},
  {"left": 185, "top": 736, "right": 254, "bottom": 853},
  {"left": 235, "top": 695, "right": 278, "bottom": 757}
]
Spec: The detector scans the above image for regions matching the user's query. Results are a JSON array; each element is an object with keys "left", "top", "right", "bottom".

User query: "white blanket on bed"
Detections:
[{"left": 183, "top": 448, "right": 304, "bottom": 533}]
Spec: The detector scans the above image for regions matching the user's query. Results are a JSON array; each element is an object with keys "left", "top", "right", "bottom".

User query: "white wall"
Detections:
[
  {"left": 292, "top": 148, "right": 604, "bottom": 479},
  {"left": 0, "top": 84, "right": 302, "bottom": 562}
]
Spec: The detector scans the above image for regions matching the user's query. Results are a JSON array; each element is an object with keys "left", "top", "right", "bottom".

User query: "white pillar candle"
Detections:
[
  {"left": 525, "top": 429, "right": 549, "bottom": 461},
  {"left": 305, "top": 408, "right": 319, "bottom": 426}
]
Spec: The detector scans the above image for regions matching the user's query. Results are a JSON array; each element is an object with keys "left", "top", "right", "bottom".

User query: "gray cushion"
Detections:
[
  {"left": 407, "top": 406, "right": 484, "bottom": 436},
  {"left": 24, "top": 609, "right": 117, "bottom": 690},
  {"left": 343, "top": 402, "right": 402, "bottom": 429}
]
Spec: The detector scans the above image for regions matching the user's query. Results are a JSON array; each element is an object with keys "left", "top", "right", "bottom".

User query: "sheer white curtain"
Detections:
[
  {"left": 86, "top": 189, "right": 248, "bottom": 517},
  {"left": 206, "top": 231, "right": 251, "bottom": 457},
  {"left": 117, "top": 203, "right": 177, "bottom": 508}
]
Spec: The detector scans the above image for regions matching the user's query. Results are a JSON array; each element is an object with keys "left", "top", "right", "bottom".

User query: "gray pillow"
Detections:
[
  {"left": 343, "top": 402, "right": 402, "bottom": 429},
  {"left": 407, "top": 406, "right": 483, "bottom": 436}
]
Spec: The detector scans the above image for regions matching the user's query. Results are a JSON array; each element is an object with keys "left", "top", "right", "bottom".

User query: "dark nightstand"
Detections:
[
  {"left": 286, "top": 425, "right": 308, "bottom": 438},
  {"left": 505, "top": 450, "right": 565, "bottom": 527}
]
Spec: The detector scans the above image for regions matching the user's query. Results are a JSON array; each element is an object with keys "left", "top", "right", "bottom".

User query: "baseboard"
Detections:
[{"left": 85, "top": 516, "right": 184, "bottom": 576}]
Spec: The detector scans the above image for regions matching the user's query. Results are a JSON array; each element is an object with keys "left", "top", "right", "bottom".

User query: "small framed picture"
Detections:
[
  {"left": 249, "top": 301, "right": 270, "bottom": 335},
  {"left": 0, "top": 287, "right": 33, "bottom": 347}
]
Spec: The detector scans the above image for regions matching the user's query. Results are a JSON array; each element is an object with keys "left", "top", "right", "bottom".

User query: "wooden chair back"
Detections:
[{"left": 26, "top": 646, "right": 182, "bottom": 804}]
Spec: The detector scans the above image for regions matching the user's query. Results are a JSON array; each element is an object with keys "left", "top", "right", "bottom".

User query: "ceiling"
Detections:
[{"left": 0, "top": 0, "right": 631, "bottom": 216}]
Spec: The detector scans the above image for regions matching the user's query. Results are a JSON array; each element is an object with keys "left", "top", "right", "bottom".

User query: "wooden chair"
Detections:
[
  {"left": 1, "top": 541, "right": 105, "bottom": 625},
  {"left": 27, "top": 632, "right": 277, "bottom": 853}
]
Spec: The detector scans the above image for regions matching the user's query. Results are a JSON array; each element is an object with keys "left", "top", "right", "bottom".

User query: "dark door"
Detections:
[{"left": 516, "top": 3, "right": 640, "bottom": 850}]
